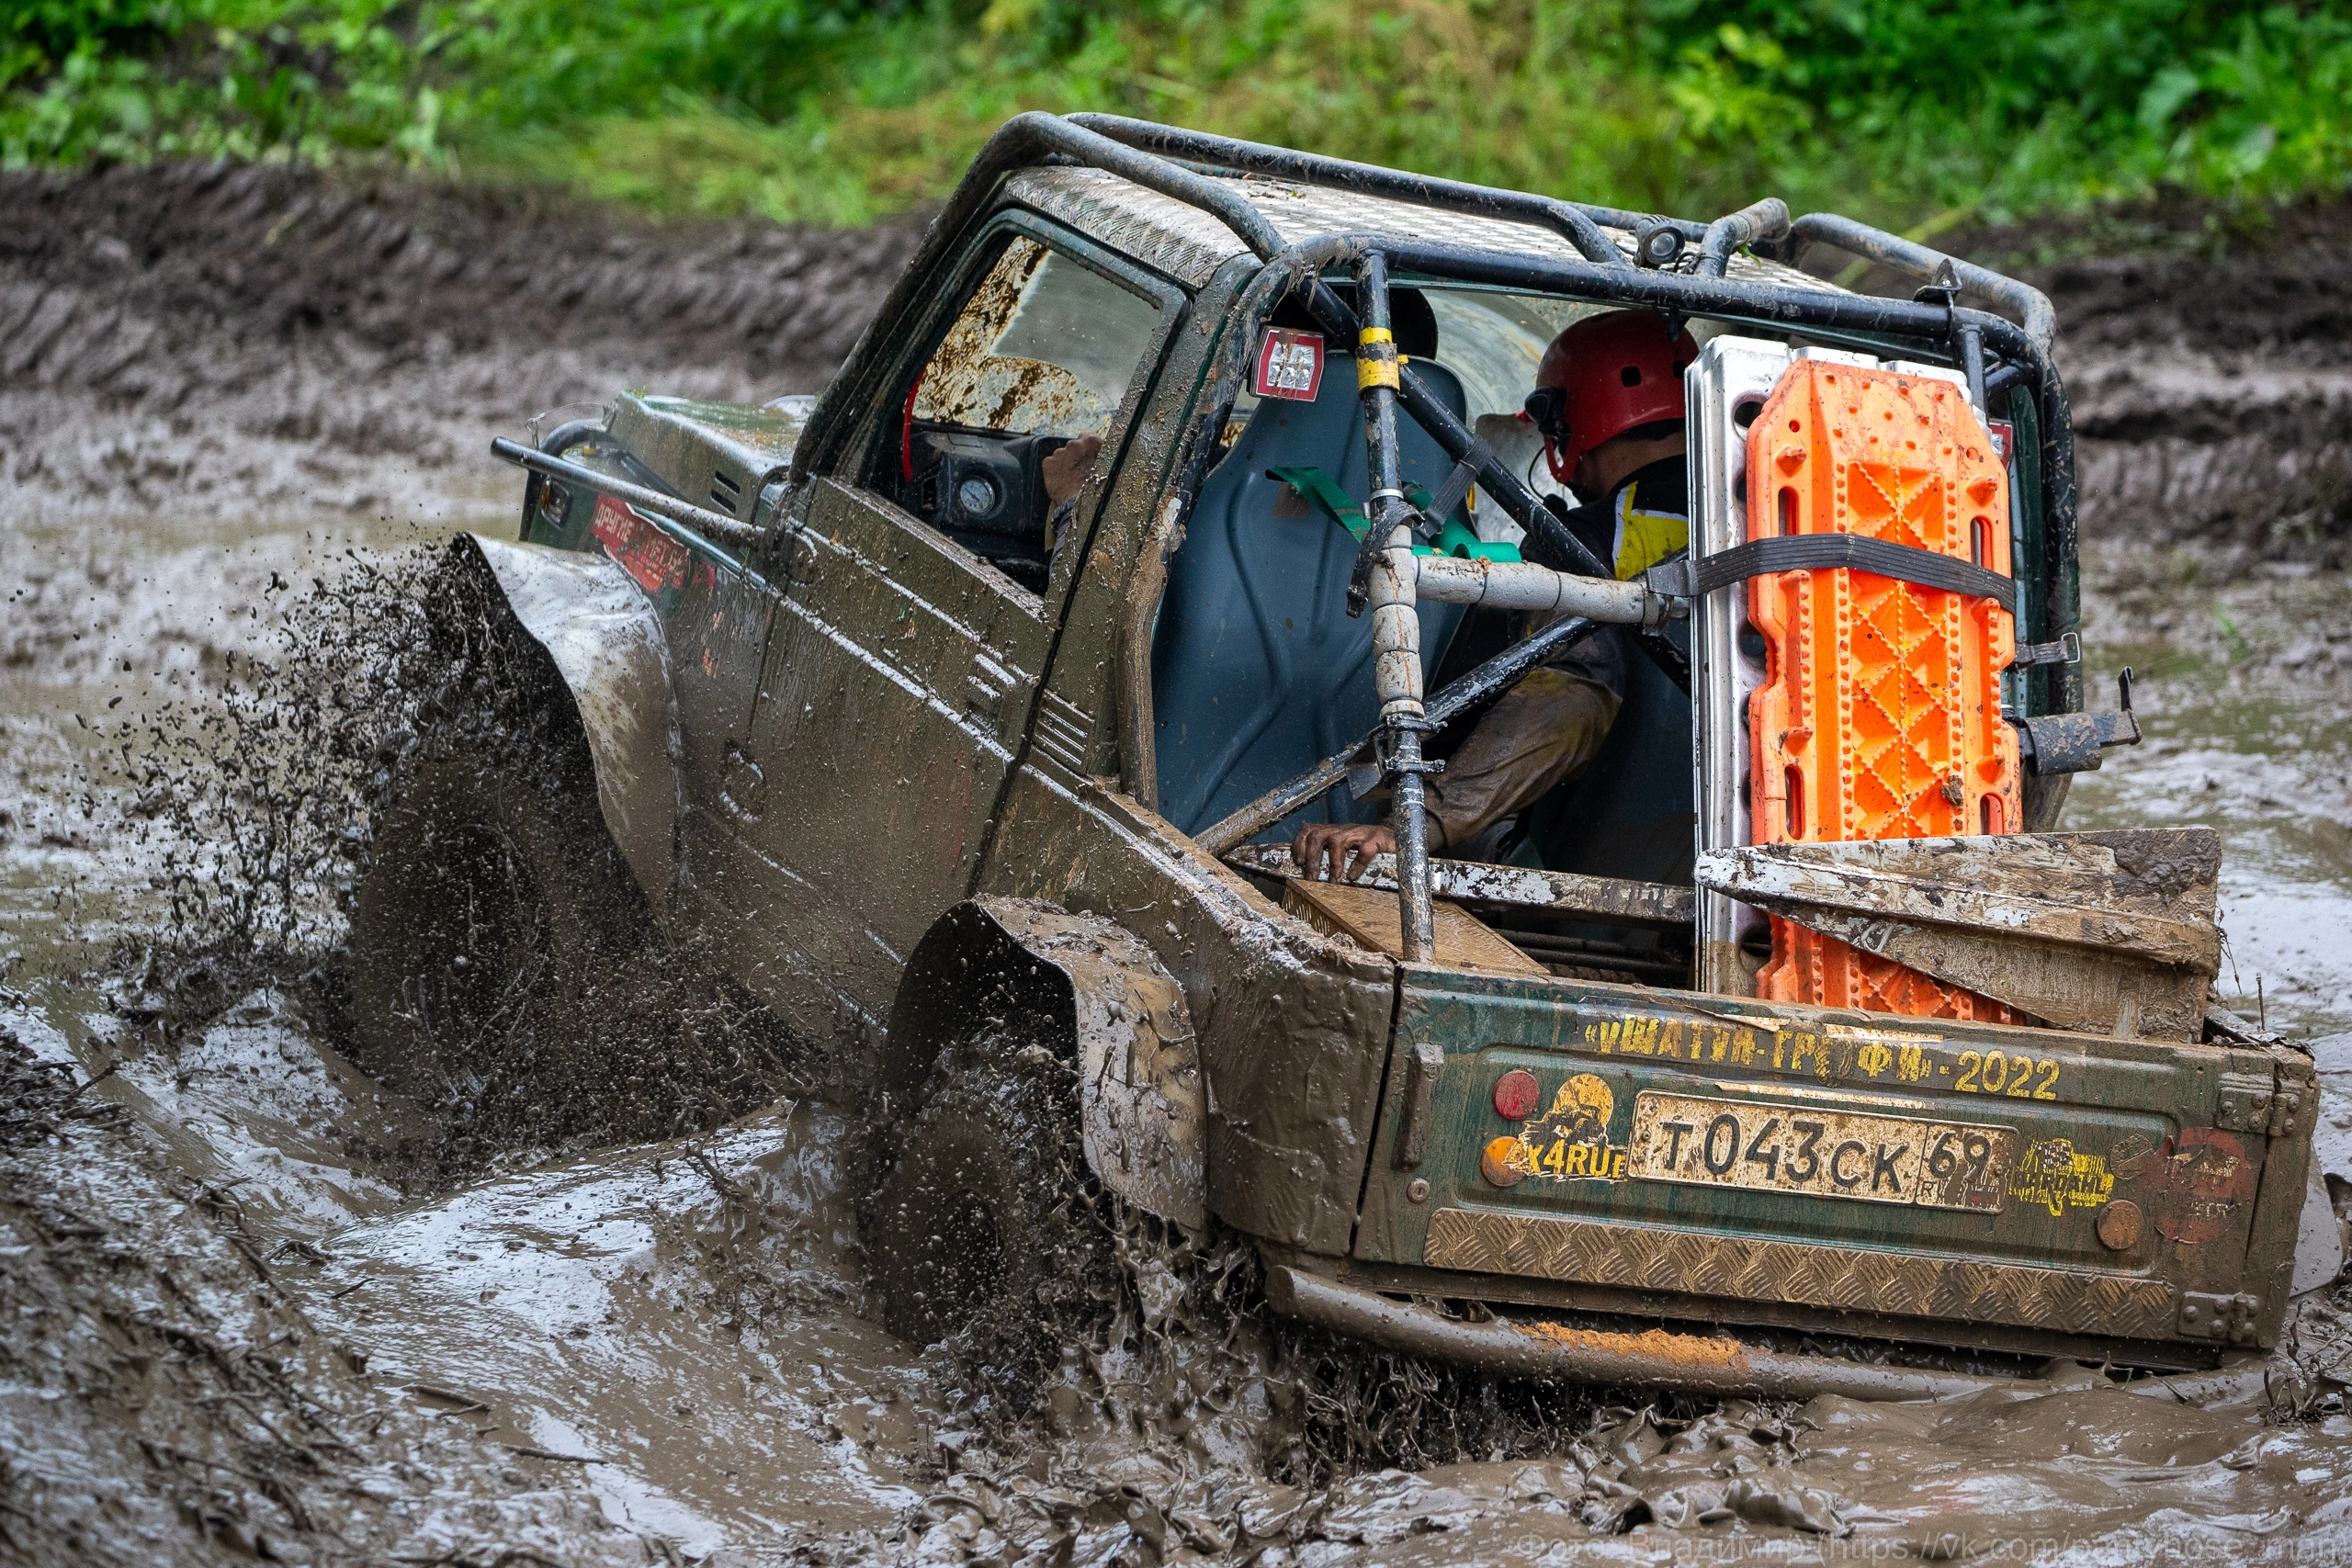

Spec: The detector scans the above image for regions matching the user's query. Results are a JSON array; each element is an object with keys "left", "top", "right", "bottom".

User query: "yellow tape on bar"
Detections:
[
  {"left": 1359, "top": 328, "right": 1395, "bottom": 345},
  {"left": 1357, "top": 359, "right": 1400, "bottom": 390},
  {"left": 1356, "top": 327, "right": 1401, "bottom": 391}
]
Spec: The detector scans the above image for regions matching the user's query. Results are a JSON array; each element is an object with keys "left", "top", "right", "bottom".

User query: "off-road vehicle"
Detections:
[{"left": 356, "top": 114, "right": 2334, "bottom": 1399}]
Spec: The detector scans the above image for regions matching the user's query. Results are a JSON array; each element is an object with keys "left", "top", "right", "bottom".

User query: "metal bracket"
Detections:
[
  {"left": 2212, "top": 1057, "right": 2311, "bottom": 1139},
  {"left": 2009, "top": 630, "right": 2081, "bottom": 671},
  {"left": 1396, "top": 1042, "right": 1445, "bottom": 1168},
  {"left": 1375, "top": 716, "right": 1446, "bottom": 780},
  {"left": 2177, "top": 1291, "right": 2260, "bottom": 1346},
  {"left": 2013, "top": 668, "right": 2141, "bottom": 775},
  {"left": 2216, "top": 1071, "right": 2276, "bottom": 1135}
]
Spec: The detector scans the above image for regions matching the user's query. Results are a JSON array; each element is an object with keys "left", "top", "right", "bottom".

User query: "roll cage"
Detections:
[
  {"left": 791, "top": 111, "right": 2079, "bottom": 714},
  {"left": 784, "top": 112, "right": 2082, "bottom": 961}
]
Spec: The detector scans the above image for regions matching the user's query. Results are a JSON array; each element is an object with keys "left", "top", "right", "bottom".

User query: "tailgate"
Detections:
[{"left": 1355, "top": 970, "right": 2316, "bottom": 1359}]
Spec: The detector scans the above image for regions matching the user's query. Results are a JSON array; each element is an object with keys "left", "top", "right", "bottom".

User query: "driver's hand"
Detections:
[
  {"left": 1291, "top": 821, "right": 1397, "bottom": 883},
  {"left": 1042, "top": 432, "right": 1102, "bottom": 505}
]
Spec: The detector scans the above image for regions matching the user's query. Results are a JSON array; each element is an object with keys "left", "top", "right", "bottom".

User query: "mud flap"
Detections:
[
  {"left": 887, "top": 898, "right": 1206, "bottom": 1230},
  {"left": 2294, "top": 1151, "right": 2349, "bottom": 1296},
  {"left": 438, "top": 534, "right": 681, "bottom": 912}
]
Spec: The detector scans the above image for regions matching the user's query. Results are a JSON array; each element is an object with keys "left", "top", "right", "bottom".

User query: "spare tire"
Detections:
[
  {"left": 347, "top": 716, "right": 650, "bottom": 1145},
  {"left": 862, "top": 1032, "right": 1114, "bottom": 1410}
]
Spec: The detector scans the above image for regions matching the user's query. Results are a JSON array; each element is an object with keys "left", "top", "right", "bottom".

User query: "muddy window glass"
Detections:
[{"left": 913, "top": 237, "right": 1162, "bottom": 438}]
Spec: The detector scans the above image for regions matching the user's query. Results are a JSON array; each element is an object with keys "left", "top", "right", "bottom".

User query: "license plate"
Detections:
[{"left": 1625, "top": 1092, "right": 2015, "bottom": 1212}]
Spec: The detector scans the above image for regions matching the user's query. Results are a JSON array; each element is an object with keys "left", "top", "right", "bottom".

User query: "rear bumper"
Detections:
[
  {"left": 1351, "top": 971, "right": 2317, "bottom": 1363},
  {"left": 1262, "top": 1263, "right": 2024, "bottom": 1402}
]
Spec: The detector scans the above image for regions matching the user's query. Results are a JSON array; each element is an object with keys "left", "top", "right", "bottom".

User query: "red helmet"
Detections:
[{"left": 1525, "top": 310, "right": 1698, "bottom": 482}]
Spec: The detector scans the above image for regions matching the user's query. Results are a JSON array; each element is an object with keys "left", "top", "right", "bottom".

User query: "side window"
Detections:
[{"left": 898, "top": 236, "right": 1163, "bottom": 590}]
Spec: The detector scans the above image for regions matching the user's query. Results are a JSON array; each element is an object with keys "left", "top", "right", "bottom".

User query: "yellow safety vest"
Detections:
[{"left": 1611, "top": 479, "right": 1689, "bottom": 581}]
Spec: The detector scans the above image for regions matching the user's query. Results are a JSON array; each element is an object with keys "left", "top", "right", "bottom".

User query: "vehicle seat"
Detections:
[
  {"left": 1515, "top": 624, "right": 1697, "bottom": 887},
  {"left": 1151, "top": 358, "right": 1472, "bottom": 839}
]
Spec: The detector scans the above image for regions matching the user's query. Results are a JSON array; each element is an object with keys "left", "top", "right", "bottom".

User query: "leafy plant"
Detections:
[{"left": 6, "top": 0, "right": 2348, "bottom": 224}]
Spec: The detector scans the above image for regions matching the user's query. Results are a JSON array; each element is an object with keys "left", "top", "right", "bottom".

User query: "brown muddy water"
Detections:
[{"left": 6, "top": 167, "right": 2352, "bottom": 1566}]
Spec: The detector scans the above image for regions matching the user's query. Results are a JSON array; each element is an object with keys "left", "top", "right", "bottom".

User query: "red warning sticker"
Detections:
[
  {"left": 593, "top": 494, "right": 690, "bottom": 594},
  {"left": 1988, "top": 420, "right": 2015, "bottom": 464},
  {"left": 1255, "top": 328, "right": 1326, "bottom": 402}
]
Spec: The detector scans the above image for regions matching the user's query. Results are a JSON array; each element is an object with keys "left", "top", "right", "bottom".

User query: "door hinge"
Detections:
[
  {"left": 2268, "top": 1081, "right": 2309, "bottom": 1140},
  {"left": 2214, "top": 1071, "right": 2276, "bottom": 1135},
  {"left": 2178, "top": 1291, "right": 2260, "bottom": 1346},
  {"left": 1395, "top": 1043, "right": 1444, "bottom": 1168}
]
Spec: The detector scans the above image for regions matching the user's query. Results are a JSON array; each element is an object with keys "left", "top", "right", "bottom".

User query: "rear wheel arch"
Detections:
[{"left": 881, "top": 897, "right": 1206, "bottom": 1231}]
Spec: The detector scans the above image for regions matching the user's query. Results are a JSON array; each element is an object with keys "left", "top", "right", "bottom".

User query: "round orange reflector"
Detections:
[
  {"left": 1492, "top": 1068, "right": 1541, "bottom": 1121},
  {"left": 1479, "top": 1135, "right": 1527, "bottom": 1188}
]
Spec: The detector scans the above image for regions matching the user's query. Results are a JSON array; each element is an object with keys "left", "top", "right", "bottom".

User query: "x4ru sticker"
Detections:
[{"left": 1625, "top": 1092, "right": 2016, "bottom": 1212}]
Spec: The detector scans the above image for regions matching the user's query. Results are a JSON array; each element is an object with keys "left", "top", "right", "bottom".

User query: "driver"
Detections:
[{"left": 1292, "top": 309, "right": 1696, "bottom": 882}]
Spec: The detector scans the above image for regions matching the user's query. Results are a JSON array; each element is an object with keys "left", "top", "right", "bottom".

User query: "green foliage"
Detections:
[{"left": 6, "top": 0, "right": 2349, "bottom": 226}]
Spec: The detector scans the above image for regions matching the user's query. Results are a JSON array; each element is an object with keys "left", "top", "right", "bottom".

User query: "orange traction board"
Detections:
[{"left": 1745, "top": 360, "right": 2022, "bottom": 1021}]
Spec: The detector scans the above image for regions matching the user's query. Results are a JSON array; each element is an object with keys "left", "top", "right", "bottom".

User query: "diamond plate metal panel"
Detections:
[
  {"left": 1424, "top": 1207, "right": 2179, "bottom": 1341},
  {"left": 1004, "top": 169, "right": 1248, "bottom": 286},
  {"left": 1004, "top": 168, "right": 1847, "bottom": 297}
]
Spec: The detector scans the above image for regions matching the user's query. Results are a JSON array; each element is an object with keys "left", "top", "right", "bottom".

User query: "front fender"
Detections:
[
  {"left": 438, "top": 533, "right": 681, "bottom": 912},
  {"left": 888, "top": 897, "right": 1206, "bottom": 1230}
]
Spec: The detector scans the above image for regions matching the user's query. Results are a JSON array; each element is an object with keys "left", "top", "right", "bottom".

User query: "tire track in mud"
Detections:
[
  {"left": 1984, "top": 200, "right": 2352, "bottom": 576},
  {"left": 0, "top": 161, "right": 922, "bottom": 527}
]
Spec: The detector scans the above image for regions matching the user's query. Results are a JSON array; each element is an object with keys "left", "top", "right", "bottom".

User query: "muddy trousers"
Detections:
[{"left": 1411, "top": 668, "right": 1622, "bottom": 855}]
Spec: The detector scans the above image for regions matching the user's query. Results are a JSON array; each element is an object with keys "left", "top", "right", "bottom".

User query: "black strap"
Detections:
[
  {"left": 1688, "top": 534, "right": 2015, "bottom": 604},
  {"left": 1418, "top": 440, "right": 1489, "bottom": 536}
]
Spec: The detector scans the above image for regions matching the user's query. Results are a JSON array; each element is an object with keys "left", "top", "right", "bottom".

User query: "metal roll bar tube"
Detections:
[
  {"left": 1696, "top": 197, "right": 1792, "bottom": 279},
  {"left": 1785, "top": 211, "right": 2057, "bottom": 353},
  {"left": 1193, "top": 613, "right": 1600, "bottom": 859},
  {"left": 1413, "top": 555, "right": 1660, "bottom": 619},
  {"left": 1263, "top": 1266, "right": 2026, "bottom": 1402},
  {"left": 1268, "top": 243, "right": 1622, "bottom": 583},
  {"left": 1350, "top": 251, "right": 1439, "bottom": 962}
]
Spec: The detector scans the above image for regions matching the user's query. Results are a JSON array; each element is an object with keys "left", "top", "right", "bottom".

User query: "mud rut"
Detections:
[{"left": 6, "top": 164, "right": 2352, "bottom": 1566}]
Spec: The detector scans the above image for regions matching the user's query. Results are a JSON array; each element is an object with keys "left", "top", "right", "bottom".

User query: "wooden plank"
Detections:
[
  {"left": 1282, "top": 879, "right": 1549, "bottom": 977},
  {"left": 1696, "top": 829, "right": 2223, "bottom": 1041},
  {"left": 1695, "top": 831, "right": 2221, "bottom": 968},
  {"left": 1229, "top": 843, "right": 1693, "bottom": 929}
]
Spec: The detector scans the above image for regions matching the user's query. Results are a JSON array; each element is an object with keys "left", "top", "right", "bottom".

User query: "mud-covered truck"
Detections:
[{"left": 355, "top": 113, "right": 2336, "bottom": 1401}]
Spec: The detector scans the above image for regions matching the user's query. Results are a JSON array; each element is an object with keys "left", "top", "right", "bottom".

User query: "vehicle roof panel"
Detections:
[{"left": 1003, "top": 167, "right": 1843, "bottom": 298}]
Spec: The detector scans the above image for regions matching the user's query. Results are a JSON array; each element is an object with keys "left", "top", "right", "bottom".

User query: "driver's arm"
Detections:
[{"left": 1040, "top": 431, "right": 1104, "bottom": 563}]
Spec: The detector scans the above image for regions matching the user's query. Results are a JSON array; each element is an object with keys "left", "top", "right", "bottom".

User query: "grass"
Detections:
[{"left": 6, "top": 0, "right": 2351, "bottom": 230}]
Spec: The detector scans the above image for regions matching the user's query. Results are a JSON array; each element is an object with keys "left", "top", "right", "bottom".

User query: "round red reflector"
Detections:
[{"left": 1492, "top": 1069, "right": 1540, "bottom": 1121}]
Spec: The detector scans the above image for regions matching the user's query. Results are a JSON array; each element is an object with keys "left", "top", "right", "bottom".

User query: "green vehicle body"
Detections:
[{"left": 466, "top": 114, "right": 2316, "bottom": 1392}]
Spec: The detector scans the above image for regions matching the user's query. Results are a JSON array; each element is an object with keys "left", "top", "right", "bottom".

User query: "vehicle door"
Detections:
[{"left": 726, "top": 217, "right": 1185, "bottom": 1034}]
